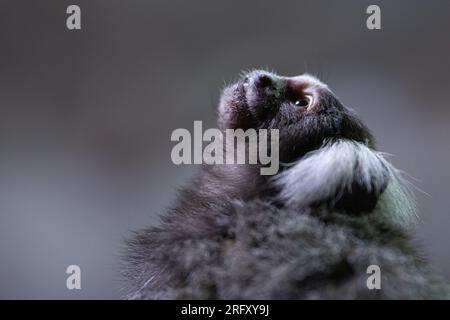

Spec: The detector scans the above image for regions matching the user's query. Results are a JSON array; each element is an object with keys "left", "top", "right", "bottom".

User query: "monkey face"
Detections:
[{"left": 218, "top": 70, "right": 375, "bottom": 162}]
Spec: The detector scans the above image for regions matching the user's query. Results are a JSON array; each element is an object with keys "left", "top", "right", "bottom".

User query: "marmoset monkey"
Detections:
[{"left": 123, "top": 70, "right": 446, "bottom": 299}]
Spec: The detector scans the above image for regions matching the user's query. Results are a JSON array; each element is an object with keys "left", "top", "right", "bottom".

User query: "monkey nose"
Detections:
[
  {"left": 243, "top": 72, "right": 277, "bottom": 94},
  {"left": 253, "top": 74, "right": 273, "bottom": 89}
]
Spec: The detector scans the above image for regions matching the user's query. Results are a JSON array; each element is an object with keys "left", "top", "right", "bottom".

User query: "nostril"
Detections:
[{"left": 255, "top": 75, "right": 273, "bottom": 88}]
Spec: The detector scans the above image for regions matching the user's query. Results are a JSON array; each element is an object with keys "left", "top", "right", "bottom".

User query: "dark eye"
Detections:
[{"left": 293, "top": 97, "right": 311, "bottom": 107}]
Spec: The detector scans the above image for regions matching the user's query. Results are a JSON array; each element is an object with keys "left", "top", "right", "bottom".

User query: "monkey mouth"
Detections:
[
  {"left": 233, "top": 80, "right": 249, "bottom": 109},
  {"left": 242, "top": 76, "right": 250, "bottom": 92}
]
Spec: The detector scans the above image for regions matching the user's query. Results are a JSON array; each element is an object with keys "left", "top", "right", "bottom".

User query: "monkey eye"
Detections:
[{"left": 292, "top": 96, "right": 312, "bottom": 108}]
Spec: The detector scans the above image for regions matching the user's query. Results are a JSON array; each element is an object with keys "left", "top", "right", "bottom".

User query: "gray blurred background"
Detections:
[{"left": 0, "top": 0, "right": 449, "bottom": 299}]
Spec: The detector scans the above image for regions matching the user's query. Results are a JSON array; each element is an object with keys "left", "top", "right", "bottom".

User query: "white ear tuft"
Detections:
[{"left": 273, "top": 139, "right": 417, "bottom": 225}]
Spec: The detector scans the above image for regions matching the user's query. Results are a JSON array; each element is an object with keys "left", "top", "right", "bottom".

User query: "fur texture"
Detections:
[{"left": 122, "top": 71, "right": 446, "bottom": 299}]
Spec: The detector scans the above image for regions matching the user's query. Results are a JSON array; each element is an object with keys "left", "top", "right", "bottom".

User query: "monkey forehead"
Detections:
[
  {"left": 242, "top": 69, "right": 328, "bottom": 89},
  {"left": 284, "top": 74, "right": 329, "bottom": 90}
]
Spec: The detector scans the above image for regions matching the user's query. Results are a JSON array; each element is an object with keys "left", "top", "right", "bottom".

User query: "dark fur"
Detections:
[{"left": 123, "top": 70, "right": 446, "bottom": 299}]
